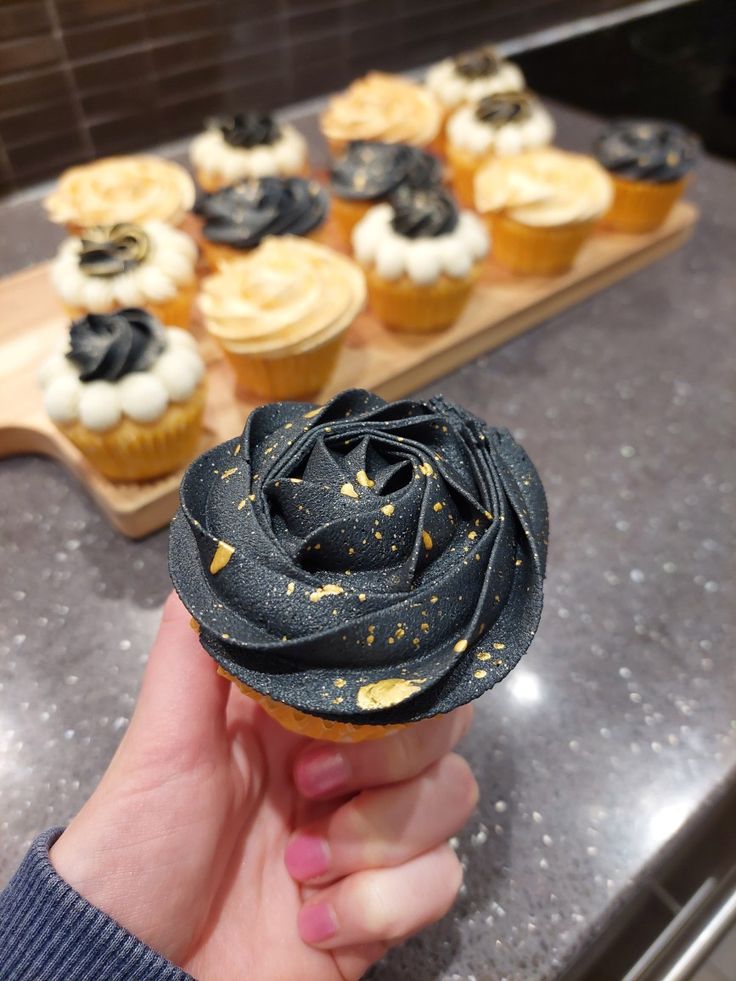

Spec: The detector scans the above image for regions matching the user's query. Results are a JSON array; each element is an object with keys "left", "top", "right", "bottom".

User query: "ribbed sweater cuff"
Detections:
[{"left": 0, "top": 828, "right": 193, "bottom": 981}]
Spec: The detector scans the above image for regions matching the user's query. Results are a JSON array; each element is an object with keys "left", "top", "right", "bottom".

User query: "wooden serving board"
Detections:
[{"left": 0, "top": 202, "right": 696, "bottom": 538}]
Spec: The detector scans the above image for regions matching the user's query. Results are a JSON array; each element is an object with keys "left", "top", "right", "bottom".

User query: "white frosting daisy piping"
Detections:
[
  {"left": 425, "top": 58, "right": 525, "bottom": 110},
  {"left": 447, "top": 99, "right": 555, "bottom": 157},
  {"left": 39, "top": 328, "right": 204, "bottom": 432},
  {"left": 352, "top": 203, "right": 489, "bottom": 285}
]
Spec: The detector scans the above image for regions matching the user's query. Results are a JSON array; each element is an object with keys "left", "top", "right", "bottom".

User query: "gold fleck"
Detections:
[
  {"left": 358, "top": 593, "right": 366, "bottom": 602},
  {"left": 356, "top": 678, "right": 426, "bottom": 710},
  {"left": 189, "top": 617, "right": 200, "bottom": 634},
  {"left": 453, "top": 639, "right": 469, "bottom": 654},
  {"left": 222, "top": 633, "right": 230, "bottom": 640},
  {"left": 381, "top": 503, "right": 395, "bottom": 516},
  {"left": 433, "top": 502, "right": 443, "bottom": 512},
  {"left": 309, "top": 584, "right": 345, "bottom": 602},
  {"left": 341, "top": 482, "right": 359, "bottom": 499},
  {"left": 421, "top": 622, "right": 429, "bottom": 632},
  {"left": 493, "top": 642, "right": 506, "bottom": 650},
  {"left": 233, "top": 444, "right": 241, "bottom": 455},
  {"left": 334, "top": 678, "right": 346, "bottom": 688},
  {"left": 284, "top": 422, "right": 293, "bottom": 429},
  {"left": 419, "top": 462, "right": 434, "bottom": 477},
  {"left": 304, "top": 408, "right": 321, "bottom": 418},
  {"left": 332, "top": 696, "right": 344, "bottom": 704},
  {"left": 388, "top": 637, "right": 395, "bottom": 645},
  {"left": 356, "top": 469, "right": 374, "bottom": 488},
  {"left": 290, "top": 478, "right": 302, "bottom": 484},
  {"left": 209, "top": 540, "right": 235, "bottom": 574},
  {"left": 515, "top": 559, "right": 523, "bottom": 566},
  {"left": 374, "top": 531, "right": 383, "bottom": 540},
  {"left": 264, "top": 447, "right": 274, "bottom": 455},
  {"left": 477, "top": 652, "right": 491, "bottom": 661},
  {"left": 484, "top": 510, "right": 493, "bottom": 520},
  {"left": 430, "top": 595, "right": 438, "bottom": 604},
  {"left": 248, "top": 493, "right": 256, "bottom": 501},
  {"left": 475, "top": 554, "right": 480, "bottom": 561},
  {"left": 474, "top": 669, "right": 488, "bottom": 679},
  {"left": 391, "top": 544, "right": 397, "bottom": 551},
  {"left": 286, "top": 582, "right": 295, "bottom": 595},
  {"left": 325, "top": 427, "right": 332, "bottom": 432},
  {"left": 422, "top": 530, "right": 433, "bottom": 550},
  {"left": 237, "top": 499, "right": 247, "bottom": 510},
  {"left": 221, "top": 467, "right": 238, "bottom": 479},
  {"left": 395, "top": 627, "right": 405, "bottom": 639},
  {"left": 468, "top": 531, "right": 477, "bottom": 540},
  {"left": 366, "top": 635, "right": 375, "bottom": 646},
  {"left": 348, "top": 547, "right": 355, "bottom": 555},
  {"left": 313, "top": 543, "right": 321, "bottom": 550}
]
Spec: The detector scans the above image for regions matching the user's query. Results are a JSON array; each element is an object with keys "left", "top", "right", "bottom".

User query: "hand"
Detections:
[{"left": 51, "top": 594, "right": 477, "bottom": 981}]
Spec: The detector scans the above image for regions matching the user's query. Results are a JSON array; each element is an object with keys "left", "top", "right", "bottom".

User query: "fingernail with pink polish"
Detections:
[
  {"left": 285, "top": 834, "right": 330, "bottom": 881},
  {"left": 298, "top": 750, "right": 350, "bottom": 797},
  {"left": 298, "top": 902, "right": 338, "bottom": 944}
]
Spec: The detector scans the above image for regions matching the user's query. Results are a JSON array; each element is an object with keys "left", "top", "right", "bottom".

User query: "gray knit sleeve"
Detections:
[{"left": 0, "top": 828, "right": 194, "bottom": 981}]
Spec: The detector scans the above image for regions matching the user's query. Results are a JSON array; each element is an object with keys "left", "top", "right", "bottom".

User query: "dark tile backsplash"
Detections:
[{"left": 0, "top": 0, "right": 636, "bottom": 195}]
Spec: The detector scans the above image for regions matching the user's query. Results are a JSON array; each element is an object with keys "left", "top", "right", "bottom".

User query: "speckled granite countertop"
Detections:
[{"left": 0, "top": 102, "right": 734, "bottom": 981}]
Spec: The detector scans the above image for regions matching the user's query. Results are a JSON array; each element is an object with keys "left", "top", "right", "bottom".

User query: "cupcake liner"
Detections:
[
  {"left": 64, "top": 279, "right": 197, "bottom": 330},
  {"left": 365, "top": 266, "right": 477, "bottom": 332},
  {"left": 222, "top": 332, "right": 346, "bottom": 400},
  {"left": 330, "top": 196, "right": 374, "bottom": 243},
  {"left": 447, "top": 143, "right": 485, "bottom": 208},
  {"left": 217, "top": 667, "right": 405, "bottom": 742},
  {"left": 59, "top": 383, "right": 205, "bottom": 482},
  {"left": 488, "top": 213, "right": 596, "bottom": 276},
  {"left": 603, "top": 175, "right": 686, "bottom": 233}
]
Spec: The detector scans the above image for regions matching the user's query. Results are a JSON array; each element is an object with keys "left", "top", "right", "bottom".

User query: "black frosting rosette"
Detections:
[
  {"left": 68, "top": 308, "right": 165, "bottom": 382},
  {"left": 170, "top": 390, "right": 548, "bottom": 725},
  {"left": 593, "top": 118, "right": 700, "bottom": 183}
]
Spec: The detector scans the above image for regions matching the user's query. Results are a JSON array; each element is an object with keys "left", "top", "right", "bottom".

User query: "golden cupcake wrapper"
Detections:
[
  {"left": 64, "top": 278, "right": 197, "bottom": 330},
  {"left": 217, "top": 667, "right": 405, "bottom": 742},
  {"left": 487, "top": 213, "right": 596, "bottom": 276},
  {"left": 365, "top": 266, "right": 477, "bottom": 332},
  {"left": 447, "top": 143, "right": 487, "bottom": 209},
  {"left": 603, "top": 175, "right": 686, "bottom": 234},
  {"left": 330, "top": 196, "right": 374, "bottom": 243},
  {"left": 221, "top": 331, "right": 346, "bottom": 400},
  {"left": 59, "top": 383, "right": 205, "bottom": 482}
]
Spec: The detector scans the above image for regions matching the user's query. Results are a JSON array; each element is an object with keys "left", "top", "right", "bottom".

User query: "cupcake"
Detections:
[
  {"left": 44, "top": 156, "right": 195, "bottom": 233},
  {"left": 352, "top": 186, "right": 488, "bottom": 332},
  {"left": 593, "top": 118, "right": 700, "bottom": 233},
  {"left": 50, "top": 222, "right": 198, "bottom": 328},
  {"left": 189, "top": 112, "right": 308, "bottom": 192},
  {"left": 320, "top": 72, "right": 442, "bottom": 157},
  {"left": 194, "top": 177, "right": 329, "bottom": 268},
  {"left": 474, "top": 148, "right": 613, "bottom": 276},
  {"left": 169, "top": 389, "right": 548, "bottom": 742},
  {"left": 198, "top": 236, "right": 366, "bottom": 399},
  {"left": 39, "top": 309, "right": 206, "bottom": 482},
  {"left": 329, "top": 140, "right": 443, "bottom": 242},
  {"left": 446, "top": 91, "right": 554, "bottom": 206},
  {"left": 425, "top": 45, "right": 526, "bottom": 116}
]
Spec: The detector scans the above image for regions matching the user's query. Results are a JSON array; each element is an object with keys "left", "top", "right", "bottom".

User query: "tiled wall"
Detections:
[{"left": 0, "top": 0, "right": 635, "bottom": 194}]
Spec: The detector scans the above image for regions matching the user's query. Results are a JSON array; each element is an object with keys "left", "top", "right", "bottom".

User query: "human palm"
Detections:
[{"left": 52, "top": 596, "right": 476, "bottom": 981}]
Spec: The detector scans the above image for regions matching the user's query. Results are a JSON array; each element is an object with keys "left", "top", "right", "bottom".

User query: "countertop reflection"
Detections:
[{"left": 0, "top": 102, "right": 735, "bottom": 981}]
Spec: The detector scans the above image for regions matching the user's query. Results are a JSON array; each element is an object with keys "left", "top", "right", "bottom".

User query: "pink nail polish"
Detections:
[
  {"left": 285, "top": 834, "right": 330, "bottom": 881},
  {"left": 298, "top": 902, "right": 337, "bottom": 944},
  {"left": 298, "top": 750, "right": 351, "bottom": 797}
]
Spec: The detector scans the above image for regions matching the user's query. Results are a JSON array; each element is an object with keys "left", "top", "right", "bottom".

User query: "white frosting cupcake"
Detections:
[
  {"left": 425, "top": 47, "right": 525, "bottom": 111},
  {"left": 50, "top": 222, "right": 198, "bottom": 313},
  {"left": 352, "top": 200, "right": 488, "bottom": 285},
  {"left": 190, "top": 115, "right": 307, "bottom": 186},
  {"left": 447, "top": 94, "right": 554, "bottom": 158},
  {"left": 39, "top": 323, "right": 204, "bottom": 432}
]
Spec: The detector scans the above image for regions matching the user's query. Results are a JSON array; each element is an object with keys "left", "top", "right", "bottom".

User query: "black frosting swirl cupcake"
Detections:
[
  {"left": 68, "top": 308, "right": 165, "bottom": 382},
  {"left": 208, "top": 111, "right": 282, "bottom": 149},
  {"left": 169, "top": 389, "right": 548, "bottom": 725},
  {"left": 593, "top": 118, "right": 700, "bottom": 183},
  {"left": 195, "top": 177, "right": 328, "bottom": 249},
  {"left": 330, "top": 141, "right": 442, "bottom": 202},
  {"left": 390, "top": 186, "right": 459, "bottom": 238}
]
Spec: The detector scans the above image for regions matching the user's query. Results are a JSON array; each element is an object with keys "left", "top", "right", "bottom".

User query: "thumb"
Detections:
[{"left": 116, "top": 592, "right": 230, "bottom": 774}]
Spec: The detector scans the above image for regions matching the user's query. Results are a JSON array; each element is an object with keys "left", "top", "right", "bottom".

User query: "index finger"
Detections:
[{"left": 293, "top": 704, "right": 473, "bottom": 800}]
